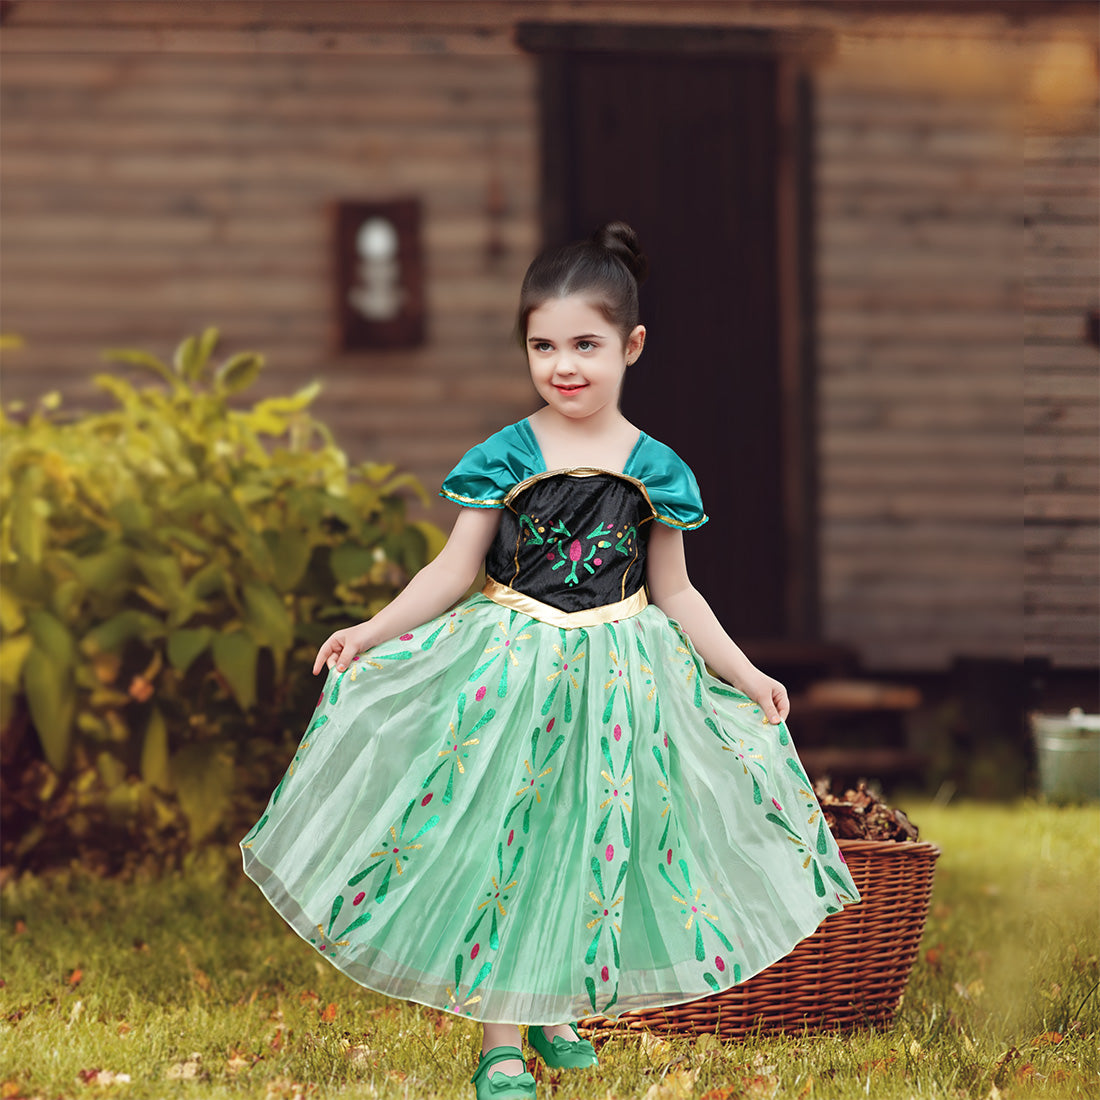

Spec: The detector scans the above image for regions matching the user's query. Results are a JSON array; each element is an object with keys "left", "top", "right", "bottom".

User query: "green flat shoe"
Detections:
[
  {"left": 527, "top": 1023, "right": 599, "bottom": 1069},
  {"left": 470, "top": 1045, "right": 537, "bottom": 1100}
]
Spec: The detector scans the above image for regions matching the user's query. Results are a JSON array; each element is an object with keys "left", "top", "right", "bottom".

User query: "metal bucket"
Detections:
[{"left": 1031, "top": 710, "right": 1100, "bottom": 803}]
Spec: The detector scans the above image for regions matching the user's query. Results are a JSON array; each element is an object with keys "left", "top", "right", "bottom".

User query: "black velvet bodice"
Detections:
[{"left": 484, "top": 472, "right": 655, "bottom": 613}]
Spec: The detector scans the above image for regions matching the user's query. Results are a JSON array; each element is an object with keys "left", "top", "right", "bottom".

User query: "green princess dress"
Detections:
[{"left": 240, "top": 419, "right": 860, "bottom": 1024}]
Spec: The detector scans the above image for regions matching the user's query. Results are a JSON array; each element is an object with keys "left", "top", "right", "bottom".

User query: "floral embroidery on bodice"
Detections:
[{"left": 484, "top": 471, "right": 654, "bottom": 614}]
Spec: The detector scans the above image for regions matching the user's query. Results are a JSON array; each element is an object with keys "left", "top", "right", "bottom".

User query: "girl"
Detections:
[{"left": 241, "top": 222, "right": 860, "bottom": 1100}]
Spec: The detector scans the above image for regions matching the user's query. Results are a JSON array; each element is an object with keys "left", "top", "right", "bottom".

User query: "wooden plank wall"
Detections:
[{"left": 2, "top": 1, "right": 1096, "bottom": 670}]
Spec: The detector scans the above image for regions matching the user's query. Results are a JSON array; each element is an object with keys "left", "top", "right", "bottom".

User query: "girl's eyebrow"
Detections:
[{"left": 527, "top": 332, "right": 606, "bottom": 343}]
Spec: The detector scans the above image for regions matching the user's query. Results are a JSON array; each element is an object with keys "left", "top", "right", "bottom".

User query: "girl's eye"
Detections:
[
  {"left": 577, "top": 340, "right": 596, "bottom": 351},
  {"left": 533, "top": 341, "right": 552, "bottom": 352}
]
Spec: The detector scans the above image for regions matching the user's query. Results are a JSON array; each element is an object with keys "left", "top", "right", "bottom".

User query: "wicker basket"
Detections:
[{"left": 580, "top": 838, "right": 940, "bottom": 1039}]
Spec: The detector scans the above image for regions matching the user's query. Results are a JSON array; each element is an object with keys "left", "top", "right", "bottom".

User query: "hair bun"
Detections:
[{"left": 591, "top": 221, "right": 649, "bottom": 285}]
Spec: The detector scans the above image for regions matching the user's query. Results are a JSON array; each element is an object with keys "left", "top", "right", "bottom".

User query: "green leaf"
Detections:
[
  {"left": 195, "top": 326, "right": 220, "bottom": 379},
  {"left": 267, "top": 529, "right": 311, "bottom": 592},
  {"left": 135, "top": 551, "right": 183, "bottom": 594},
  {"left": 166, "top": 627, "right": 214, "bottom": 674},
  {"left": 71, "top": 545, "right": 134, "bottom": 591},
  {"left": 0, "top": 587, "right": 26, "bottom": 633},
  {"left": 96, "top": 749, "right": 127, "bottom": 789},
  {"left": 173, "top": 333, "right": 203, "bottom": 381},
  {"left": 242, "top": 582, "right": 294, "bottom": 653},
  {"left": 171, "top": 740, "right": 234, "bottom": 842},
  {"left": 23, "top": 648, "right": 74, "bottom": 770},
  {"left": 99, "top": 348, "right": 177, "bottom": 387},
  {"left": 141, "top": 707, "right": 172, "bottom": 791},
  {"left": 11, "top": 469, "right": 45, "bottom": 565},
  {"left": 216, "top": 352, "right": 264, "bottom": 396},
  {"left": 0, "top": 632, "right": 32, "bottom": 687},
  {"left": 331, "top": 545, "right": 376, "bottom": 585},
  {"left": 81, "top": 609, "right": 162, "bottom": 655},
  {"left": 26, "top": 608, "right": 75, "bottom": 666},
  {"left": 212, "top": 631, "right": 258, "bottom": 709}
]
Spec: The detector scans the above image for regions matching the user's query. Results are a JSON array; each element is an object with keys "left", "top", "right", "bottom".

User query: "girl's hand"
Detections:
[
  {"left": 736, "top": 669, "right": 790, "bottom": 725},
  {"left": 313, "top": 622, "right": 376, "bottom": 676}
]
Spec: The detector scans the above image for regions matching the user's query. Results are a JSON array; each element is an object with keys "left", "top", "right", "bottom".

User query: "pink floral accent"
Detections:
[
  {"left": 547, "top": 717, "right": 555, "bottom": 732},
  {"left": 471, "top": 943, "right": 479, "bottom": 959},
  {"left": 475, "top": 686, "right": 487, "bottom": 701},
  {"left": 715, "top": 956, "right": 725, "bottom": 972},
  {"left": 547, "top": 552, "right": 556, "bottom": 561},
  {"left": 666, "top": 849, "right": 673, "bottom": 865},
  {"left": 422, "top": 793, "right": 433, "bottom": 806},
  {"left": 353, "top": 892, "right": 365, "bottom": 906},
  {"left": 601, "top": 965, "right": 609, "bottom": 981},
  {"left": 772, "top": 798, "right": 783, "bottom": 810},
  {"left": 613, "top": 724, "right": 622, "bottom": 741},
  {"left": 605, "top": 844, "right": 614, "bottom": 861},
  {"left": 569, "top": 539, "right": 583, "bottom": 562},
  {"left": 400, "top": 633, "right": 413, "bottom": 641},
  {"left": 594, "top": 558, "right": 603, "bottom": 566},
  {"left": 507, "top": 829, "right": 514, "bottom": 846}
]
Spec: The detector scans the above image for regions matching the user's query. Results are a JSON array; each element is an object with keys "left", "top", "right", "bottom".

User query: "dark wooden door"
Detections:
[{"left": 522, "top": 27, "right": 818, "bottom": 640}]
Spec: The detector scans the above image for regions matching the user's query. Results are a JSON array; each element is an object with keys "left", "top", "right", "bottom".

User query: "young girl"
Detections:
[{"left": 241, "top": 222, "right": 860, "bottom": 1100}]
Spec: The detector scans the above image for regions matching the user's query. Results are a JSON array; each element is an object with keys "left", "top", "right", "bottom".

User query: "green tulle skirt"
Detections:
[{"left": 240, "top": 594, "right": 861, "bottom": 1024}]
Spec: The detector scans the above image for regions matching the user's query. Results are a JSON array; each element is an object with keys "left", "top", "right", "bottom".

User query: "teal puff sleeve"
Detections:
[
  {"left": 632, "top": 436, "right": 709, "bottom": 530},
  {"left": 439, "top": 422, "right": 540, "bottom": 508}
]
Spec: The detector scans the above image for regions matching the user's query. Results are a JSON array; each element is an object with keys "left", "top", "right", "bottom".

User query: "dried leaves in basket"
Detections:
[{"left": 815, "top": 779, "right": 919, "bottom": 842}]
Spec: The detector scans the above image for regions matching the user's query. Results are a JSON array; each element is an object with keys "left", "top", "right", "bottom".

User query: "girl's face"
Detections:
[{"left": 525, "top": 296, "right": 645, "bottom": 423}]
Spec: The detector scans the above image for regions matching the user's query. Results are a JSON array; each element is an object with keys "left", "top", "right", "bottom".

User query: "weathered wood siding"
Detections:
[{"left": 2, "top": 2, "right": 1096, "bottom": 669}]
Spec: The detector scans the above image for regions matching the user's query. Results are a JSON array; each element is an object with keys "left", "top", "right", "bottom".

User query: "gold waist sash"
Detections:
[{"left": 481, "top": 577, "right": 648, "bottom": 629}]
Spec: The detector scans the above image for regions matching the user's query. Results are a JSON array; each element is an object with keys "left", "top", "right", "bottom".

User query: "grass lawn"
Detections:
[{"left": 1, "top": 799, "right": 1098, "bottom": 1099}]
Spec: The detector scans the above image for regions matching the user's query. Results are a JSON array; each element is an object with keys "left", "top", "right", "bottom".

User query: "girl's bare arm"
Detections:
[
  {"left": 646, "top": 522, "right": 790, "bottom": 723},
  {"left": 314, "top": 507, "right": 502, "bottom": 674}
]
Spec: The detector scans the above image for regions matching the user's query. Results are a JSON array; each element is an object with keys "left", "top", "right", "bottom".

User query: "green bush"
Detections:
[{"left": 0, "top": 329, "right": 444, "bottom": 872}]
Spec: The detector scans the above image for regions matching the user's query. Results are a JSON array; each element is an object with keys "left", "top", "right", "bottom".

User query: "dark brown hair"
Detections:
[{"left": 516, "top": 221, "right": 649, "bottom": 346}]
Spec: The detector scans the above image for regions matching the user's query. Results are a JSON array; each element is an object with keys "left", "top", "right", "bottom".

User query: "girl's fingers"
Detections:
[
  {"left": 313, "top": 636, "right": 341, "bottom": 675},
  {"left": 335, "top": 639, "right": 360, "bottom": 672}
]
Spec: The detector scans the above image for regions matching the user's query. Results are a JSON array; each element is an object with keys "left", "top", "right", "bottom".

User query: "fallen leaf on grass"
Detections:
[
  {"left": 165, "top": 1053, "right": 207, "bottom": 1081},
  {"left": 639, "top": 1031, "right": 672, "bottom": 1065},
  {"left": 700, "top": 1089, "right": 735, "bottom": 1100},
  {"left": 117, "top": 1022, "right": 131, "bottom": 1037},
  {"left": 265, "top": 1078, "right": 316, "bottom": 1100},
  {"left": 694, "top": 1033, "right": 722, "bottom": 1057},
  {"left": 67, "top": 969, "right": 83, "bottom": 987},
  {"left": 1, "top": 1082, "right": 22, "bottom": 1100},
  {"left": 741, "top": 1074, "right": 780, "bottom": 1098},
  {"left": 345, "top": 1045, "right": 377, "bottom": 1069},
  {"left": 1031, "top": 1031, "right": 1063, "bottom": 1046},
  {"left": 225, "top": 1048, "right": 258, "bottom": 1075},
  {"left": 77, "top": 1068, "right": 132, "bottom": 1086},
  {"left": 298, "top": 990, "right": 319, "bottom": 1004},
  {"left": 641, "top": 1066, "right": 695, "bottom": 1099},
  {"left": 320, "top": 1002, "right": 337, "bottom": 1023}
]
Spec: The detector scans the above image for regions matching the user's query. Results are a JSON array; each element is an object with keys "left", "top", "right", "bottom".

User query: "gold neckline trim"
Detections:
[
  {"left": 502, "top": 468, "right": 707, "bottom": 530},
  {"left": 481, "top": 577, "right": 648, "bottom": 629}
]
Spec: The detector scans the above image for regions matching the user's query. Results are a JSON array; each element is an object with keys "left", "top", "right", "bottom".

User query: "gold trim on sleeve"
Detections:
[
  {"left": 481, "top": 577, "right": 648, "bottom": 628},
  {"left": 440, "top": 489, "right": 506, "bottom": 508}
]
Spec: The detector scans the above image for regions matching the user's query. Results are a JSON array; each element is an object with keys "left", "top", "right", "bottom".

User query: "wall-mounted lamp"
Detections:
[{"left": 331, "top": 198, "right": 424, "bottom": 350}]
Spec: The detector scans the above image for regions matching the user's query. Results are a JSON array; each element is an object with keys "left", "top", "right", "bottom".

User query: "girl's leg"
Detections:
[{"left": 481, "top": 1022, "right": 523, "bottom": 1078}]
